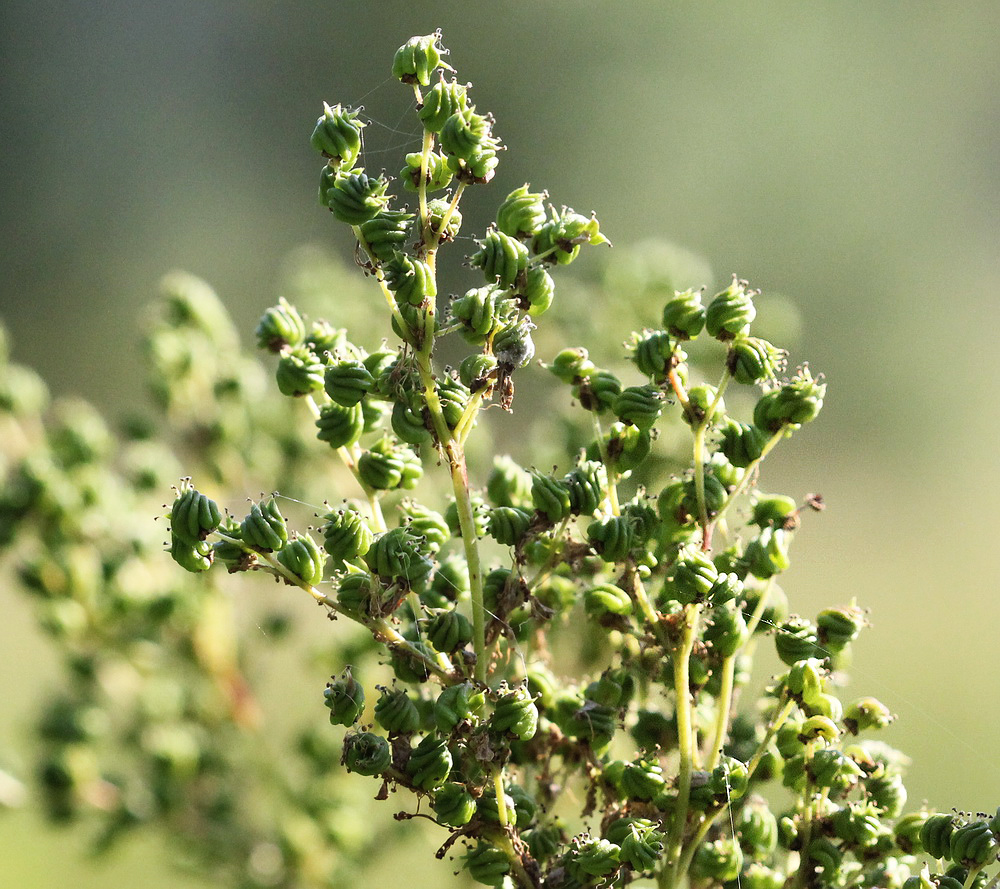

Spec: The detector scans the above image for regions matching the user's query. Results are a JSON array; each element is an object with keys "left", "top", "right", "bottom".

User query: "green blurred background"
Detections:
[{"left": 3, "top": 1, "right": 1000, "bottom": 885}]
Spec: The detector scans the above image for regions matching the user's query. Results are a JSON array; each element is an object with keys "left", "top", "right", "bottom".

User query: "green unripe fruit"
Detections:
[
  {"left": 434, "top": 682, "right": 485, "bottom": 732},
  {"left": 683, "top": 384, "right": 724, "bottom": 426},
  {"left": 391, "top": 396, "right": 431, "bottom": 445},
  {"left": 321, "top": 168, "right": 390, "bottom": 225},
  {"left": 364, "top": 526, "right": 433, "bottom": 587},
  {"left": 336, "top": 571, "right": 378, "bottom": 615},
  {"left": 584, "top": 583, "right": 633, "bottom": 621},
  {"left": 587, "top": 515, "right": 635, "bottom": 562},
  {"left": 532, "top": 207, "right": 609, "bottom": 264},
  {"left": 604, "top": 421, "right": 651, "bottom": 472},
  {"left": 662, "top": 289, "right": 706, "bottom": 339},
  {"left": 531, "top": 472, "right": 572, "bottom": 524},
  {"left": 804, "top": 836, "right": 842, "bottom": 876},
  {"left": 491, "top": 685, "right": 538, "bottom": 740},
  {"left": 432, "top": 782, "right": 476, "bottom": 827},
  {"left": 170, "top": 534, "right": 214, "bottom": 573},
  {"left": 741, "top": 864, "right": 786, "bottom": 889},
  {"left": 808, "top": 747, "right": 864, "bottom": 791},
  {"left": 342, "top": 731, "right": 391, "bottom": 776},
  {"left": 547, "top": 346, "right": 595, "bottom": 383},
  {"left": 517, "top": 265, "right": 555, "bottom": 315},
  {"left": 405, "top": 734, "right": 452, "bottom": 790},
  {"left": 576, "top": 369, "right": 623, "bottom": 412},
  {"left": 417, "top": 77, "right": 468, "bottom": 132},
  {"left": 621, "top": 759, "right": 666, "bottom": 801},
  {"left": 486, "top": 455, "right": 532, "bottom": 508},
  {"left": 706, "top": 277, "right": 757, "bottom": 339},
  {"left": 306, "top": 319, "right": 353, "bottom": 356},
  {"left": 311, "top": 102, "right": 364, "bottom": 167},
  {"left": 817, "top": 603, "right": 866, "bottom": 653},
  {"left": 382, "top": 252, "right": 436, "bottom": 307},
  {"left": 670, "top": 548, "right": 719, "bottom": 604},
  {"left": 774, "top": 616, "right": 822, "bottom": 665},
  {"left": 486, "top": 506, "right": 532, "bottom": 546},
  {"left": 427, "top": 609, "right": 473, "bottom": 653},
  {"left": 691, "top": 838, "right": 743, "bottom": 883},
  {"left": 255, "top": 297, "right": 306, "bottom": 352},
  {"left": 400, "top": 150, "right": 453, "bottom": 193},
  {"left": 831, "top": 802, "right": 883, "bottom": 847},
  {"left": 276, "top": 533, "right": 325, "bottom": 586},
  {"left": 753, "top": 366, "right": 826, "bottom": 432},
  {"left": 398, "top": 501, "right": 449, "bottom": 553},
  {"left": 240, "top": 497, "right": 288, "bottom": 552},
  {"left": 843, "top": 697, "right": 893, "bottom": 734},
  {"left": 390, "top": 639, "right": 437, "bottom": 683},
  {"left": 493, "top": 317, "right": 535, "bottom": 369},
  {"left": 496, "top": 184, "right": 547, "bottom": 239},
  {"left": 392, "top": 31, "right": 447, "bottom": 86},
  {"left": 324, "top": 669, "right": 365, "bottom": 726},
  {"left": 169, "top": 483, "right": 221, "bottom": 545},
  {"left": 728, "top": 335, "right": 786, "bottom": 384},
  {"left": 437, "top": 375, "right": 471, "bottom": 430},
  {"left": 631, "top": 329, "right": 674, "bottom": 382},
  {"left": 743, "top": 527, "right": 792, "bottom": 579},
  {"left": 568, "top": 838, "right": 621, "bottom": 881},
  {"left": 950, "top": 820, "right": 997, "bottom": 867},
  {"left": 564, "top": 460, "right": 606, "bottom": 516},
  {"left": 719, "top": 419, "right": 768, "bottom": 468},
  {"left": 358, "top": 209, "right": 415, "bottom": 263},
  {"left": 613, "top": 384, "right": 663, "bottom": 430},
  {"left": 738, "top": 797, "right": 779, "bottom": 859},
  {"left": 631, "top": 709, "right": 675, "bottom": 752},
  {"left": 618, "top": 821, "right": 665, "bottom": 872},
  {"left": 315, "top": 401, "right": 365, "bottom": 449},
  {"left": 211, "top": 519, "right": 248, "bottom": 570},
  {"left": 920, "top": 813, "right": 956, "bottom": 860},
  {"left": 357, "top": 438, "right": 422, "bottom": 491},
  {"left": 425, "top": 197, "right": 462, "bottom": 241},
  {"left": 478, "top": 784, "right": 536, "bottom": 829},
  {"left": 895, "top": 810, "right": 931, "bottom": 854},
  {"left": 374, "top": 686, "right": 421, "bottom": 735},
  {"left": 450, "top": 284, "right": 508, "bottom": 344},
  {"left": 463, "top": 842, "right": 510, "bottom": 886},
  {"left": 707, "top": 571, "right": 743, "bottom": 605},
  {"left": 440, "top": 107, "right": 492, "bottom": 160},
  {"left": 470, "top": 227, "right": 529, "bottom": 290},
  {"left": 459, "top": 353, "right": 498, "bottom": 391},
  {"left": 703, "top": 604, "right": 749, "bottom": 657},
  {"left": 275, "top": 345, "right": 324, "bottom": 396},
  {"left": 751, "top": 493, "right": 798, "bottom": 528},
  {"left": 324, "top": 359, "right": 374, "bottom": 407}
]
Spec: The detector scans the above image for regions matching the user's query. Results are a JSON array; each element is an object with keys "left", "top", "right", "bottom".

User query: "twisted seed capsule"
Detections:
[
  {"left": 564, "top": 460, "right": 606, "bottom": 516},
  {"left": 374, "top": 686, "right": 421, "bottom": 735},
  {"left": 662, "top": 289, "right": 706, "bottom": 340},
  {"left": 743, "top": 527, "right": 792, "bottom": 579},
  {"left": 440, "top": 107, "right": 492, "bottom": 161},
  {"left": 432, "top": 782, "right": 476, "bottom": 827},
  {"left": 532, "top": 207, "right": 609, "bottom": 264},
  {"left": 487, "top": 455, "right": 532, "bottom": 508},
  {"left": 492, "top": 317, "right": 535, "bottom": 369},
  {"left": 357, "top": 438, "right": 421, "bottom": 491},
  {"left": 382, "top": 252, "right": 436, "bottom": 307},
  {"left": 315, "top": 401, "right": 365, "bottom": 449},
  {"left": 530, "top": 472, "right": 572, "bottom": 523},
  {"left": 458, "top": 353, "right": 498, "bottom": 392},
  {"left": 417, "top": 76, "right": 469, "bottom": 132},
  {"left": 275, "top": 346, "right": 324, "bottom": 396},
  {"left": 276, "top": 533, "right": 324, "bottom": 586},
  {"left": 399, "top": 150, "right": 453, "bottom": 194},
  {"left": 774, "top": 616, "right": 822, "bottom": 665},
  {"left": 322, "top": 168, "right": 390, "bottom": 225},
  {"left": 336, "top": 571, "right": 379, "bottom": 615},
  {"left": 392, "top": 31, "right": 448, "bottom": 86},
  {"left": 434, "top": 682, "right": 486, "bottom": 732},
  {"left": 391, "top": 396, "right": 431, "bottom": 445},
  {"left": 341, "top": 731, "right": 391, "bottom": 776},
  {"left": 450, "top": 284, "right": 509, "bottom": 344},
  {"left": 363, "top": 525, "right": 433, "bottom": 587},
  {"left": 587, "top": 515, "right": 635, "bottom": 562},
  {"left": 706, "top": 277, "right": 757, "bottom": 339},
  {"left": 496, "top": 184, "right": 547, "bottom": 239},
  {"left": 469, "top": 227, "right": 528, "bottom": 289},
  {"left": 398, "top": 500, "right": 450, "bottom": 553},
  {"left": 612, "top": 384, "right": 663, "bottom": 430},
  {"left": 631, "top": 329, "right": 674, "bottom": 382},
  {"left": 728, "top": 335, "right": 786, "bottom": 384},
  {"left": 406, "top": 735, "right": 452, "bottom": 790},
  {"left": 584, "top": 583, "right": 633, "bottom": 621},
  {"left": 669, "top": 548, "right": 718, "bottom": 604},
  {"left": 169, "top": 482, "right": 221, "bottom": 545},
  {"left": 255, "top": 297, "right": 306, "bottom": 352},
  {"left": 427, "top": 608, "right": 473, "bottom": 653},
  {"left": 324, "top": 669, "right": 365, "bottom": 726},
  {"left": 310, "top": 102, "right": 365, "bottom": 168},
  {"left": 490, "top": 685, "right": 538, "bottom": 740},
  {"left": 617, "top": 821, "right": 665, "bottom": 873},
  {"left": 358, "top": 210, "right": 415, "bottom": 263},
  {"left": 753, "top": 366, "right": 826, "bottom": 432},
  {"left": 516, "top": 265, "right": 555, "bottom": 315},
  {"left": 170, "top": 535, "right": 214, "bottom": 573},
  {"left": 919, "top": 813, "right": 955, "bottom": 860},
  {"left": 567, "top": 838, "right": 622, "bottom": 881},
  {"left": 324, "top": 359, "right": 374, "bottom": 407},
  {"left": 486, "top": 506, "right": 532, "bottom": 546},
  {"left": 719, "top": 419, "right": 767, "bottom": 467},
  {"left": 425, "top": 197, "right": 463, "bottom": 241},
  {"left": 463, "top": 842, "right": 510, "bottom": 887},
  {"left": 240, "top": 498, "right": 288, "bottom": 552}
]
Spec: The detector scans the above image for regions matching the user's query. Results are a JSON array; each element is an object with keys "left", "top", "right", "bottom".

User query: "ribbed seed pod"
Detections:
[
  {"left": 617, "top": 821, "right": 666, "bottom": 872},
  {"left": 753, "top": 367, "right": 826, "bottom": 432},
  {"left": 434, "top": 681, "right": 486, "bottom": 732},
  {"left": 691, "top": 838, "right": 743, "bottom": 883},
  {"left": 400, "top": 151, "right": 453, "bottom": 193},
  {"left": 437, "top": 375, "right": 471, "bottom": 429},
  {"left": 450, "top": 284, "right": 509, "bottom": 344},
  {"left": 830, "top": 802, "right": 883, "bottom": 847},
  {"left": 310, "top": 102, "right": 365, "bottom": 167},
  {"left": 336, "top": 571, "right": 379, "bottom": 615},
  {"left": 382, "top": 252, "right": 436, "bottom": 307},
  {"left": 447, "top": 144, "right": 500, "bottom": 184},
  {"left": 584, "top": 583, "right": 633, "bottom": 620},
  {"left": 406, "top": 734, "right": 453, "bottom": 790},
  {"left": 305, "top": 319, "right": 353, "bottom": 357},
  {"left": 743, "top": 527, "right": 791, "bottom": 579},
  {"left": 458, "top": 353, "right": 498, "bottom": 391},
  {"left": 728, "top": 335, "right": 786, "bottom": 384},
  {"left": 920, "top": 813, "right": 956, "bottom": 859},
  {"left": 738, "top": 798, "right": 779, "bottom": 860},
  {"left": 364, "top": 526, "right": 433, "bottom": 587},
  {"left": 491, "top": 685, "right": 538, "bottom": 740},
  {"left": 532, "top": 207, "right": 609, "bottom": 265},
  {"left": 341, "top": 731, "right": 391, "bottom": 776},
  {"left": 669, "top": 548, "right": 719, "bottom": 604},
  {"left": 496, "top": 184, "right": 547, "bottom": 239},
  {"left": 567, "top": 838, "right": 622, "bottom": 881},
  {"left": 564, "top": 460, "right": 607, "bottom": 516},
  {"left": 255, "top": 297, "right": 306, "bottom": 352},
  {"left": 817, "top": 604, "right": 866, "bottom": 653},
  {"left": 440, "top": 107, "right": 492, "bottom": 161},
  {"left": 315, "top": 401, "right": 365, "bottom": 449},
  {"left": 703, "top": 604, "right": 749, "bottom": 657},
  {"left": 683, "top": 384, "right": 724, "bottom": 426},
  {"left": 321, "top": 168, "right": 391, "bottom": 225},
  {"left": 843, "top": 696, "right": 893, "bottom": 734},
  {"left": 547, "top": 346, "right": 595, "bottom": 383},
  {"left": 240, "top": 498, "right": 288, "bottom": 552},
  {"left": 425, "top": 197, "right": 463, "bottom": 241},
  {"left": 894, "top": 811, "right": 930, "bottom": 855},
  {"left": 324, "top": 359, "right": 374, "bottom": 406},
  {"left": 469, "top": 227, "right": 529, "bottom": 289},
  {"left": 631, "top": 330, "right": 675, "bottom": 382},
  {"left": 530, "top": 472, "right": 572, "bottom": 523},
  {"left": 950, "top": 820, "right": 997, "bottom": 867},
  {"left": 357, "top": 438, "right": 422, "bottom": 491},
  {"left": 399, "top": 500, "right": 450, "bottom": 553},
  {"left": 374, "top": 686, "right": 421, "bottom": 735},
  {"left": 487, "top": 455, "right": 533, "bottom": 508},
  {"left": 427, "top": 608, "right": 473, "bottom": 653},
  {"left": 774, "top": 616, "right": 822, "bottom": 665},
  {"left": 391, "top": 396, "right": 431, "bottom": 445},
  {"left": 603, "top": 421, "right": 651, "bottom": 472},
  {"left": 169, "top": 483, "right": 221, "bottom": 545},
  {"left": 486, "top": 506, "right": 532, "bottom": 546},
  {"left": 211, "top": 518, "right": 248, "bottom": 571},
  {"left": 809, "top": 748, "right": 864, "bottom": 792},
  {"left": 662, "top": 289, "right": 706, "bottom": 340},
  {"left": 275, "top": 345, "right": 325, "bottom": 396},
  {"left": 417, "top": 76, "right": 469, "bottom": 132},
  {"left": 276, "top": 533, "right": 325, "bottom": 586},
  {"left": 719, "top": 419, "right": 768, "bottom": 468},
  {"left": 613, "top": 384, "right": 663, "bottom": 430},
  {"left": 706, "top": 278, "right": 757, "bottom": 340},
  {"left": 170, "top": 535, "right": 214, "bottom": 573},
  {"left": 358, "top": 209, "right": 415, "bottom": 263},
  {"left": 432, "top": 782, "right": 476, "bottom": 827},
  {"left": 324, "top": 669, "right": 365, "bottom": 726},
  {"left": 392, "top": 31, "right": 447, "bottom": 86},
  {"left": 587, "top": 516, "right": 635, "bottom": 562},
  {"left": 575, "top": 369, "right": 622, "bottom": 412},
  {"left": 493, "top": 317, "right": 535, "bottom": 369},
  {"left": 516, "top": 265, "right": 555, "bottom": 316},
  {"left": 463, "top": 842, "right": 510, "bottom": 887}
]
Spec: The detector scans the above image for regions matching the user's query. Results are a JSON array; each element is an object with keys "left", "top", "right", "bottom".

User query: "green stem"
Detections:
[
  {"left": 705, "top": 653, "right": 736, "bottom": 770},
  {"left": 590, "top": 411, "right": 620, "bottom": 516}
]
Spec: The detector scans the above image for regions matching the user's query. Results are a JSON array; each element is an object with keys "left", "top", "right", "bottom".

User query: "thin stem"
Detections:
[
  {"left": 417, "top": 129, "right": 434, "bottom": 245},
  {"left": 426, "top": 181, "right": 466, "bottom": 253},
  {"left": 590, "top": 411, "right": 620, "bottom": 516},
  {"left": 491, "top": 767, "right": 510, "bottom": 829},
  {"left": 705, "top": 653, "right": 737, "bottom": 770}
]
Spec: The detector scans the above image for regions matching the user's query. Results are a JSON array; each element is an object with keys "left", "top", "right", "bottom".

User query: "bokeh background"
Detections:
[{"left": 3, "top": 2, "right": 1000, "bottom": 886}]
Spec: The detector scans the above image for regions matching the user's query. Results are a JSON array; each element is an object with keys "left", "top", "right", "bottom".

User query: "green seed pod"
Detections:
[
  {"left": 530, "top": 471, "right": 572, "bottom": 524},
  {"left": 211, "top": 518, "right": 249, "bottom": 570},
  {"left": 785, "top": 658, "right": 826, "bottom": 704},
  {"left": 800, "top": 715, "right": 840, "bottom": 743},
  {"left": 496, "top": 184, "right": 548, "bottom": 240},
  {"left": 843, "top": 697, "right": 893, "bottom": 734},
  {"left": 491, "top": 685, "right": 538, "bottom": 740},
  {"left": 587, "top": 515, "right": 635, "bottom": 562},
  {"left": 895, "top": 811, "right": 931, "bottom": 855},
  {"left": 774, "top": 616, "right": 822, "bottom": 665},
  {"left": 305, "top": 319, "right": 353, "bottom": 357},
  {"left": 399, "top": 501, "right": 449, "bottom": 553},
  {"left": 458, "top": 352, "right": 498, "bottom": 392},
  {"left": 703, "top": 604, "right": 749, "bottom": 657},
  {"left": 437, "top": 374, "right": 471, "bottom": 429},
  {"left": 322, "top": 168, "right": 391, "bottom": 225},
  {"left": 584, "top": 582, "right": 633, "bottom": 621},
  {"left": 708, "top": 571, "right": 743, "bottom": 605},
  {"left": 469, "top": 227, "right": 529, "bottom": 290},
  {"left": 425, "top": 197, "right": 462, "bottom": 241},
  {"left": 751, "top": 493, "right": 798, "bottom": 528},
  {"left": 683, "top": 383, "right": 725, "bottom": 426},
  {"left": 432, "top": 782, "right": 476, "bottom": 827},
  {"left": 662, "top": 289, "right": 706, "bottom": 340},
  {"left": 808, "top": 747, "right": 864, "bottom": 792},
  {"left": 532, "top": 207, "right": 610, "bottom": 265},
  {"left": 364, "top": 526, "right": 433, "bottom": 587},
  {"left": 804, "top": 836, "right": 842, "bottom": 876},
  {"left": 374, "top": 686, "right": 421, "bottom": 735},
  {"left": 426, "top": 609, "right": 472, "bottom": 653},
  {"left": 920, "top": 813, "right": 956, "bottom": 860},
  {"left": 390, "top": 395, "right": 431, "bottom": 445},
  {"left": 463, "top": 842, "right": 510, "bottom": 887},
  {"left": 392, "top": 31, "right": 448, "bottom": 85},
  {"left": 950, "top": 820, "right": 997, "bottom": 867},
  {"left": 516, "top": 265, "right": 555, "bottom": 316},
  {"left": 487, "top": 455, "right": 532, "bottom": 508},
  {"left": 275, "top": 345, "right": 324, "bottom": 396},
  {"left": 477, "top": 784, "right": 536, "bottom": 828},
  {"left": 691, "top": 837, "right": 743, "bottom": 883},
  {"left": 357, "top": 438, "right": 421, "bottom": 491},
  {"left": 738, "top": 797, "right": 779, "bottom": 859},
  {"left": 418, "top": 76, "right": 469, "bottom": 132},
  {"left": 613, "top": 384, "right": 663, "bottom": 431},
  {"left": 621, "top": 759, "right": 666, "bottom": 802},
  {"left": 315, "top": 401, "right": 365, "bottom": 449},
  {"left": 169, "top": 482, "right": 222, "bottom": 545},
  {"left": 382, "top": 252, "right": 436, "bottom": 307},
  {"left": 240, "top": 497, "right": 288, "bottom": 552},
  {"left": 753, "top": 366, "right": 826, "bottom": 433},
  {"left": 323, "top": 359, "right": 374, "bottom": 407},
  {"left": 831, "top": 802, "right": 884, "bottom": 847},
  {"left": 276, "top": 533, "right": 325, "bottom": 586},
  {"left": 335, "top": 570, "right": 379, "bottom": 615},
  {"left": 564, "top": 460, "right": 607, "bottom": 516},
  {"left": 406, "top": 735, "right": 452, "bottom": 790},
  {"left": 486, "top": 506, "right": 532, "bottom": 546},
  {"left": 450, "top": 284, "right": 509, "bottom": 344},
  {"left": 575, "top": 368, "right": 623, "bottom": 412},
  {"left": 170, "top": 534, "right": 214, "bottom": 573},
  {"left": 324, "top": 669, "right": 365, "bottom": 726},
  {"left": 603, "top": 421, "right": 652, "bottom": 472},
  {"left": 617, "top": 820, "right": 665, "bottom": 873},
  {"left": 434, "top": 682, "right": 485, "bottom": 733},
  {"left": 728, "top": 335, "right": 786, "bottom": 384},
  {"left": 440, "top": 107, "right": 493, "bottom": 161},
  {"left": 400, "top": 150, "right": 453, "bottom": 193},
  {"left": 341, "top": 731, "right": 391, "bottom": 776},
  {"left": 547, "top": 346, "right": 595, "bottom": 383},
  {"left": 492, "top": 317, "right": 535, "bottom": 368},
  {"left": 390, "top": 638, "right": 437, "bottom": 683},
  {"left": 719, "top": 419, "right": 768, "bottom": 468},
  {"left": 706, "top": 277, "right": 757, "bottom": 340},
  {"left": 310, "top": 102, "right": 364, "bottom": 167},
  {"left": 670, "top": 548, "right": 719, "bottom": 604},
  {"left": 817, "top": 603, "right": 866, "bottom": 654},
  {"left": 567, "top": 838, "right": 622, "bottom": 881},
  {"left": 358, "top": 209, "right": 416, "bottom": 263},
  {"left": 743, "top": 527, "right": 792, "bottom": 579},
  {"left": 255, "top": 297, "right": 306, "bottom": 352},
  {"left": 631, "top": 329, "right": 675, "bottom": 382}
]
